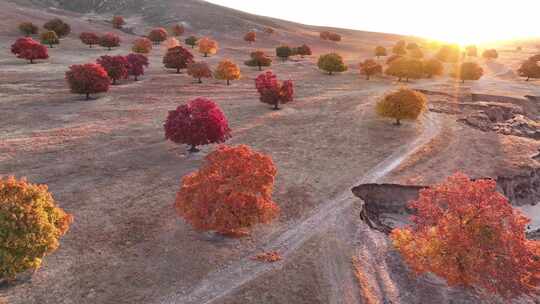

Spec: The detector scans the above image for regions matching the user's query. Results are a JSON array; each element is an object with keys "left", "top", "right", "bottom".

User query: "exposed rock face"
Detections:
[{"left": 497, "top": 167, "right": 540, "bottom": 206}]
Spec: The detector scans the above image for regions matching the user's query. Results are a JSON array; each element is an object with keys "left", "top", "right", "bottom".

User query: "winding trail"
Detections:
[{"left": 160, "top": 111, "right": 442, "bottom": 304}]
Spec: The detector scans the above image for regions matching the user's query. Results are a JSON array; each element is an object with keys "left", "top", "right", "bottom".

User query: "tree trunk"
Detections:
[
  {"left": 189, "top": 145, "right": 200, "bottom": 153},
  {"left": 176, "top": 68, "right": 180, "bottom": 73},
  {"left": 329, "top": 71, "right": 333, "bottom": 75},
  {"left": 204, "top": 53, "right": 208, "bottom": 57},
  {"left": 198, "top": 78, "right": 202, "bottom": 83},
  {"left": 86, "top": 93, "right": 90, "bottom": 100},
  {"left": 108, "top": 47, "right": 111, "bottom": 51},
  {"left": 227, "top": 79, "right": 230, "bottom": 86},
  {"left": 398, "top": 77, "right": 401, "bottom": 82},
  {"left": 526, "top": 77, "right": 529, "bottom": 81},
  {"left": 462, "top": 79, "right": 465, "bottom": 83},
  {"left": 394, "top": 119, "right": 401, "bottom": 126},
  {"left": 30, "top": 59, "right": 34, "bottom": 64},
  {"left": 258, "top": 65, "right": 262, "bottom": 71},
  {"left": 366, "top": 75, "right": 370, "bottom": 80},
  {"left": 112, "top": 78, "right": 116, "bottom": 85},
  {"left": 273, "top": 101, "right": 280, "bottom": 110},
  {"left": 134, "top": 76, "right": 138, "bottom": 81}
]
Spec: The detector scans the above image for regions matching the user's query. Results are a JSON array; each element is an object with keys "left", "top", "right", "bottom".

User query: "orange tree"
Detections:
[
  {"left": 214, "top": 59, "right": 241, "bottom": 85},
  {"left": 391, "top": 173, "right": 540, "bottom": 299},
  {"left": 374, "top": 46, "right": 387, "bottom": 58},
  {"left": 376, "top": 87, "right": 427, "bottom": 125},
  {"left": 423, "top": 58, "right": 444, "bottom": 78},
  {"left": 385, "top": 57, "right": 423, "bottom": 82},
  {"left": 358, "top": 59, "right": 382, "bottom": 80},
  {"left": 245, "top": 50, "right": 272, "bottom": 71},
  {"left": 244, "top": 31, "right": 256, "bottom": 44},
  {"left": 198, "top": 37, "right": 218, "bottom": 57},
  {"left": 455, "top": 62, "right": 483, "bottom": 83},
  {"left": 518, "top": 59, "right": 540, "bottom": 81},
  {"left": 175, "top": 145, "right": 279, "bottom": 235}
]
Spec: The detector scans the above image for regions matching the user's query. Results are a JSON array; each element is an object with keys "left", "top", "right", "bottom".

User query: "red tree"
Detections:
[
  {"left": 99, "top": 33, "right": 120, "bottom": 50},
  {"left": 164, "top": 97, "right": 231, "bottom": 152},
  {"left": 244, "top": 31, "right": 256, "bottom": 44},
  {"left": 96, "top": 55, "right": 129, "bottom": 84},
  {"left": 163, "top": 45, "right": 194, "bottom": 73},
  {"left": 171, "top": 24, "right": 185, "bottom": 36},
  {"left": 10, "top": 37, "right": 48, "bottom": 64},
  {"left": 148, "top": 28, "right": 168, "bottom": 45},
  {"left": 175, "top": 144, "right": 279, "bottom": 235},
  {"left": 112, "top": 16, "right": 125, "bottom": 29},
  {"left": 65, "top": 64, "right": 110, "bottom": 99},
  {"left": 80, "top": 32, "right": 99, "bottom": 48},
  {"left": 391, "top": 173, "right": 540, "bottom": 299},
  {"left": 126, "top": 53, "right": 149, "bottom": 81},
  {"left": 255, "top": 71, "right": 294, "bottom": 110}
]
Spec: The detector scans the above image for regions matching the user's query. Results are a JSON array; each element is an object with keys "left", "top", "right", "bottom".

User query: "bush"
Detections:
[
  {"left": 187, "top": 61, "right": 212, "bottom": 83},
  {"left": 264, "top": 27, "right": 275, "bottom": 34},
  {"left": 99, "top": 33, "right": 120, "bottom": 50},
  {"left": 436, "top": 44, "right": 460, "bottom": 62},
  {"left": 214, "top": 59, "right": 241, "bottom": 85},
  {"left": 455, "top": 62, "right": 483, "bottom": 83},
  {"left": 385, "top": 57, "right": 423, "bottom": 82},
  {"left": 126, "top": 53, "right": 149, "bottom": 81},
  {"left": 374, "top": 46, "right": 387, "bottom": 58},
  {"left": 164, "top": 97, "right": 231, "bottom": 152},
  {"left": 245, "top": 50, "right": 272, "bottom": 71},
  {"left": 66, "top": 63, "right": 110, "bottom": 99},
  {"left": 376, "top": 87, "right": 427, "bottom": 125},
  {"left": 10, "top": 37, "right": 48, "bottom": 64},
  {"left": 18, "top": 22, "right": 38, "bottom": 36},
  {"left": 198, "top": 37, "right": 218, "bottom": 57},
  {"left": 320, "top": 31, "right": 341, "bottom": 41},
  {"left": 391, "top": 173, "right": 540, "bottom": 299},
  {"left": 112, "top": 16, "right": 125, "bottom": 29},
  {"left": 148, "top": 28, "right": 168, "bottom": 45},
  {"left": 80, "top": 32, "right": 99, "bottom": 48},
  {"left": 171, "top": 24, "right": 185, "bottom": 36},
  {"left": 482, "top": 49, "right": 498, "bottom": 60},
  {"left": 517, "top": 59, "right": 540, "bottom": 81},
  {"left": 174, "top": 145, "right": 278, "bottom": 234},
  {"left": 43, "top": 18, "right": 70, "bottom": 38},
  {"left": 244, "top": 31, "right": 256, "bottom": 44},
  {"left": 275, "top": 45, "right": 292, "bottom": 61},
  {"left": 40, "top": 31, "right": 59, "bottom": 48},
  {"left": 163, "top": 45, "right": 194, "bottom": 73},
  {"left": 185, "top": 36, "right": 198, "bottom": 49},
  {"left": 358, "top": 59, "right": 382, "bottom": 80},
  {"left": 295, "top": 44, "right": 312, "bottom": 58},
  {"left": 317, "top": 53, "right": 348, "bottom": 75},
  {"left": 423, "top": 58, "right": 444, "bottom": 78},
  {"left": 0, "top": 176, "right": 73, "bottom": 281},
  {"left": 255, "top": 71, "right": 294, "bottom": 110},
  {"left": 132, "top": 37, "right": 152, "bottom": 54},
  {"left": 96, "top": 55, "right": 129, "bottom": 84}
]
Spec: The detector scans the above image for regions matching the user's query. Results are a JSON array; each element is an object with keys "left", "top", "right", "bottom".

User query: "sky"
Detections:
[{"left": 205, "top": 0, "right": 539, "bottom": 45}]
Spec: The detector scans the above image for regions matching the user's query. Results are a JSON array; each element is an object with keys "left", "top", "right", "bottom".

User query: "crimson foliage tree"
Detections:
[
  {"left": 126, "top": 53, "right": 149, "bottom": 81},
  {"left": 10, "top": 37, "right": 48, "bottom": 64},
  {"left": 164, "top": 98, "right": 231, "bottom": 152},
  {"left": 96, "top": 55, "right": 129, "bottom": 84},
  {"left": 163, "top": 45, "right": 194, "bottom": 73},
  {"left": 255, "top": 71, "right": 294, "bottom": 110},
  {"left": 80, "top": 32, "right": 99, "bottom": 48},
  {"left": 65, "top": 64, "right": 110, "bottom": 100},
  {"left": 148, "top": 28, "right": 168, "bottom": 45},
  {"left": 112, "top": 16, "right": 125, "bottom": 29},
  {"left": 99, "top": 33, "right": 120, "bottom": 50}
]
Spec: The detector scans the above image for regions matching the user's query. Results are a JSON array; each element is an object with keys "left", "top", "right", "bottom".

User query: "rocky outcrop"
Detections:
[{"left": 496, "top": 167, "right": 540, "bottom": 206}]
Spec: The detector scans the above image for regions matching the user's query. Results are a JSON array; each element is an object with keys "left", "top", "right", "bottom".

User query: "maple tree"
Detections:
[
  {"left": 423, "top": 58, "right": 444, "bottom": 78},
  {"left": 96, "top": 55, "right": 129, "bottom": 84},
  {"left": 255, "top": 71, "right": 294, "bottom": 110},
  {"left": 132, "top": 37, "right": 153, "bottom": 54},
  {"left": 80, "top": 32, "right": 99, "bottom": 48},
  {"left": 482, "top": 49, "right": 498, "bottom": 60},
  {"left": 43, "top": 18, "right": 71, "bottom": 38},
  {"left": 185, "top": 35, "right": 198, "bottom": 49},
  {"left": 518, "top": 59, "right": 540, "bottom": 81},
  {"left": 18, "top": 22, "right": 38, "bottom": 36},
  {"left": 187, "top": 61, "right": 213, "bottom": 83},
  {"left": 318, "top": 53, "right": 348, "bottom": 75},
  {"left": 148, "top": 28, "right": 168, "bottom": 45},
  {"left": 174, "top": 144, "right": 279, "bottom": 235},
  {"left": 376, "top": 87, "right": 427, "bottom": 125},
  {"left": 163, "top": 45, "right": 194, "bottom": 73},
  {"left": 198, "top": 37, "right": 218, "bottom": 57},
  {"left": 275, "top": 45, "right": 293, "bottom": 61},
  {"left": 214, "top": 59, "right": 241, "bottom": 85},
  {"left": 126, "top": 53, "right": 149, "bottom": 81},
  {"left": 391, "top": 173, "right": 540, "bottom": 299},
  {"left": 359, "top": 59, "right": 382, "bottom": 80},
  {"left": 112, "top": 16, "right": 125, "bottom": 29},
  {"left": 385, "top": 57, "right": 424, "bottom": 82},
  {"left": 455, "top": 62, "right": 483, "bottom": 83},
  {"left": 0, "top": 176, "right": 73, "bottom": 281},
  {"left": 244, "top": 31, "right": 256, "bottom": 44},
  {"left": 171, "top": 24, "right": 185, "bottom": 36},
  {"left": 65, "top": 63, "right": 110, "bottom": 99},
  {"left": 375, "top": 46, "right": 387, "bottom": 58},
  {"left": 245, "top": 50, "right": 272, "bottom": 71},
  {"left": 164, "top": 97, "right": 231, "bottom": 152},
  {"left": 40, "top": 30, "right": 59, "bottom": 48},
  {"left": 99, "top": 33, "right": 120, "bottom": 50},
  {"left": 10, "top": 37, "right": 48, "bottom": 64}
]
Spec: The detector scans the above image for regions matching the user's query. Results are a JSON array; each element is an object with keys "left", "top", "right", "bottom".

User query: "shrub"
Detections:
[
  {"left": 80, "top": 32, "right": 99, "bottom": 48},
  {"left": 40, "top": 31, "right": 59, "bottom": 48},
  {"left": 245, "top": 50, "right": 272, "bottom": 71},
  {"left": 198, "top": 37, "right": 218, "bottom": 57},
  {"left": 264, "top": 27, "right": 275, "bottom": 34},
  {"left": 385, "top": 57, "right": 423, "bottom": 82},
  {"left": 214, "top": 59, "right": 241, "bottom": 85},
  {"left": 455, "top": 62, "right": 483, "bottom": 83},
  {"left": 96, "top": 55, "right": 129, "bottom": 85},
  {"left": 187, "top": 61, "right": 212, "bottom": 83},
  {"left": 320, "top": 31, "right": 331, "bottom": 40},
  {"left": 374, "top": 46, "right": 387, "bottom": 58},
  {"left": 392, "top": 41, "right": 407, "bottom": 56},
  {"left": 163, "top": 45, "right": 194, "bottom": 73},
  {"left": 0, "top": 176, "right": 73, "bottom": 281},
  {"left": 376, "top": 87, "right": 427, "bottom": 125},
  {"left": 295, "top": 44, "right": 312, "bottom": 58},
  {"left": 171, "top": 24, "right": 185, "bottom": 36},
  {"left": 99, "top": 33, "right": 120, "bottom": 50},
  {"left": 174, "top": 145, "right": 278, "bottom": 234},
  {"left": 328, "top": 32, "right": 341, "bottom": 42},
  {"left": 465, "top": 45, "right": 477, "bottom": 57},
  {"left": 18, "top": 22, "right": 38, "bottom": 36},
  {"left": 43, "top": 18, "right": 70, "bottom": 38},
  {"left": 358, "top": 59, "right": 382, "bottom": 80},
  {"left": 112, "top": 16, "right": 125, "bottom": 29},
  {"left": 482, "top": 49, "right": 498, "bottom": 60},
  {"left": 185, "top": 35, "right": 198, "bottom": 49},
  {"left": 10, "top": 37, "right": 48, "bottom": 64},
  {"left": 391, "top": 173, "right": 540, "bottom": 299},
  {"left": 436, "top": 44, "right": 460, "bottom": 62},
  {"left": 423, "top": 58, "right": 444, "bottom": 78},
  {"left": 164, "top": 97, "right": 231, "bottom": 152},
  {"left": 132, "top": 37, "right": 152, "bottom": 54},
  {"left": 517, "top": 59, "right": 540, "bottom": 81},
  {"left": 126, "top": 53, "right": 149, "bottom": 81},
  {"left": 255, "top": 71, "right": 294, "bottom": 110},
  {"left": 66, "top": 63, "right": 110, "bottom": 99},
  {"left": 148, "top": 28, "right": 168, "bottom": 45},
  {"left": 244, "top": 31, "right": 256, "bottom": 44},
  {"left": 275, "top": 45, "right": 292, "bottom": 61},
  {"left": 317, "top": 53, "right": 348, "bottom": 75}
]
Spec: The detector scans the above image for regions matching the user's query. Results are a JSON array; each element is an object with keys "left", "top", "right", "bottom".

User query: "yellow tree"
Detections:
[
  {"left": 376, "top": 87, "right": 427, "bottom": 125},
  {"left": 215, "top": 59, "right": 241, "bottom": 85}
]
